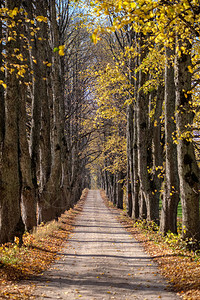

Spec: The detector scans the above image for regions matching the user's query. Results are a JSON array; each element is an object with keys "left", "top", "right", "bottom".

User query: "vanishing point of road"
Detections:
[{"left": 33, "top": 190, "right": 180, "bottom": 300}]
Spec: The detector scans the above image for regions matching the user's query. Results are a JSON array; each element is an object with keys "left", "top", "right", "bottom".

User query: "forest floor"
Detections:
[{"left": 0, "top": 189, "right": 199, "bottom": 299}]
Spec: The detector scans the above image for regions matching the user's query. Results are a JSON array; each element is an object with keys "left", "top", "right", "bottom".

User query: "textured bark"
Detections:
[
  {"left": 150, "top": 85, "right": 164, "bottom": 224},
  {"left": 23, "top": 0, "right": 42, "bottom": 188},
  {"left": 37, "top": 0, "right": 52, "bottom": 191},
  {"left": 112, "top": 174, "right": 117, "bottom": 205},
  {"left": 128, "top": 103, "right": 140, "bottom": 219},
  {"left": 160, "top": 46, "right": 180, "bottom": 235},
  {"left": 126, "top": 28, "right": 134, "bottom": 217},
  {"left": 139, "top": 191, "right": 147, "bottom": 219},
  {"left": 137, "top": 35, "right": 159, "bottom": 222},
  {"left": 38, "top": 0, "right": 63, "bottom": 222},
  {"left": 19, "top": 84, "right": 37, "bottom": 231},
  {"left": 126, "top": 103, "right": 133, "bottom": 217},
  {"left": 132, "top": 111, "right": 140, "bottom": 220},
  {"left": 0, "top": 10, "right": 4, "bottom": 151},
  {"left": 174, "top": 38, "right": 200, "bottom": 242},
  {"left": 127, "top": 174, "right": 132, "bottom": 217},
  {"left": 107, "top": 173, "right": 114, "bottom": 203},
  {"left": 132, "top": 42, "right": 140, "bottom": 220},
  {"left": 0, "top": 0, "right": 24, "bottom": 243},
  {"left": 116, "top": 172, "right": 124, "bottom": 209}
]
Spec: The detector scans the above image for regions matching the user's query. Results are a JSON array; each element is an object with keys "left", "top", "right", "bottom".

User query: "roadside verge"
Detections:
[
  {"left": 100, "top": 190, "right": 200, "bottom": 300},
  {"left": 0, "top": 188, "right": 88, "bottom": 299}
]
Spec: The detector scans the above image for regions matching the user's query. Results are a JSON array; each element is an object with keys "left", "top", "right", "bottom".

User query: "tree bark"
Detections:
[
  {"left": 116, "top": 172, "right": 124, "bottom": 209},
  {"left": 160, "top": 46, "right": 180, "bottom": 235},
  {"left": 175, "top": 38, "right": 200, "bottom": 244},
  {"left": 175, "top": 37, "right": 200, "bottom": 242},
  {"left": 137, "top": 34, "right": 159, "bottom": 223},
  {"left": 132, "top": 40, "right": 140, "bottom": 220},
  {"left": 0, "top": 0, "right": 24, "bottom": 243},
  {"left": 0, "top": 8, "right": 4, "bottom": 152},
  {"left": 126, "top": 27, "right": 134, "bottom": 218},
  {"left": 38, "top": 0, "right": 64, "bottom": 222},
  {"left": 19, "top": 84, "right": 37, "bottom": 231},
  {"left": 37, "top": 0, "right": 52, "bottom": 192},
  {"left": 23, "top": 0, "right": 43, "bottom": 190}
]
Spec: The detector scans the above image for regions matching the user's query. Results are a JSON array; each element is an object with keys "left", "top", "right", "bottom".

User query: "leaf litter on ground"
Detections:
[
  {"left": 100, "top": 190, "right": 200, "bottom": 300},
  {"left": 0, "top": 189, "right": 88, "bottom": 299},
  {"left": 1, "top": 188, "right": 199, "bottom": 299}
]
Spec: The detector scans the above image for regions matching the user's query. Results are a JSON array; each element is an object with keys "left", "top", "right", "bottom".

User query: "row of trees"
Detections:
[
  {"left": 1, "top": 0, "right": 200, "bottom": 246},
  {"left": 0, "top": 0, "right": 93, "bottom": 244},
  {"left": 86, "top": 0, "right": 200, "bottom": 245}
]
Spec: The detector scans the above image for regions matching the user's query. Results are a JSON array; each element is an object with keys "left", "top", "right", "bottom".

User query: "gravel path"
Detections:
[{"left": 33, "top": 190, "right": 180, "bottom": 300}]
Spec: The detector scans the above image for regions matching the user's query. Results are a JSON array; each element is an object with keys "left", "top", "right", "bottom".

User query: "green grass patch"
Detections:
[
  {"left": 159, "top": 200, "right": 182, "bottom": 218},
  {"left": 160, "top": 200, "right": 200, "bottom": 219}
]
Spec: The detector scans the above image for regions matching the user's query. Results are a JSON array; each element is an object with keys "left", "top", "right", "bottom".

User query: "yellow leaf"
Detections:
[
  {"left": 58, "top": 45, "right": 65, "bottom": 56},
  {"left": 90, "top": 33, "right": 100, "bottom": 44},
  {"left": 47, "top": 63, "right": 52, "bottom": 67},
  {"left": 188, "top": 65, "right": 193, "bottom": 73},
  {"left": 8, "top": 36, "right": 15, "bottom": 42},
  {"left": 9, "top": 7, "right": 18, "bottom": 18},
  {"left": 18, "top": 68, "right": 26, "bottom": 77},
  {"left": 0, "top": 80, "right": 7, "bottom": 89},
  {"left": 36, "top": 16, "right": 47, "bottom": 22},
  {"left": 130, "top": 2, "right": 136, "bottom": 9}
]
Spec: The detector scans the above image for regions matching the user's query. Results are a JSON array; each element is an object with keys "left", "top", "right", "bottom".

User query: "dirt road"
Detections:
[{"left": 33, "top": 190, "right": 180, "bottom": 299}]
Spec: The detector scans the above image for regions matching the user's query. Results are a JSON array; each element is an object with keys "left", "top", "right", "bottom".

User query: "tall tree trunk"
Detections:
[
  {"left": 139, "top": 191, "right": 147, "bottom": 219},
  {"left": 127, "top": 107, "right": 133, "bottom": 216},
  {"left": 23, "top": 0, "right": 42, "bottom": 189},
  {"left": 137, "top": 34, "right": 159, "bottom": 223},
  {"left": 37, "top": 0, "right": 52, "bottom": 191},
  {"left": 132, "top": 108, "right": 140, "bottom": 219},
  {"left": 160, "top": 46, "right": 180, "bottom": 235},
  {"left": 127, "top": 160, "right": 132, "bottom": 217},
  {"left": 174, "top": 37, "right": 200, "bottom": 243},
  {"left": 116, "top": 172, "right": 124, "bottom": 209},
  {"left": 132, "top": 39, "right": 140, "bottom": 220},
  {"left": 38, "top": 0, "right": 64, "bottom": 222},
  {"left": 0, "top": 0, "right": 24, "bottom": 243},
  {"left": 151, "top": 85, "right": 164, "bottom": 224},
  {"left": 0, "top": 7, "right": 4, "bottom": 153},
  {"left": 126, "top": 27, "right": 134, "bottom": 217},
  {"left": 19, "top": 84, "right": 37, "bottom": 231}
]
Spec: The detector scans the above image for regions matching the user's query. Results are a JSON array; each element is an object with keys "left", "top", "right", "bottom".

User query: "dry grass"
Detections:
[{"left": 32, "top": 220, "right": 59, "bottom": 241}]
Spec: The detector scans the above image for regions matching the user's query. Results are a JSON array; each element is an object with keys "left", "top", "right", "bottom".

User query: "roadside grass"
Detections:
[
  {"left": 101, "top": 190, "right": 200, "bottom": 300},
  {"left": 0, "top": 188, "right": 88, "bottom": 299},
  {"left": 159, "top": 199, "right": 182, "bottom": 218},
  {"left": 160, "top": 199, "right": 200, "bottom": 218}
]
